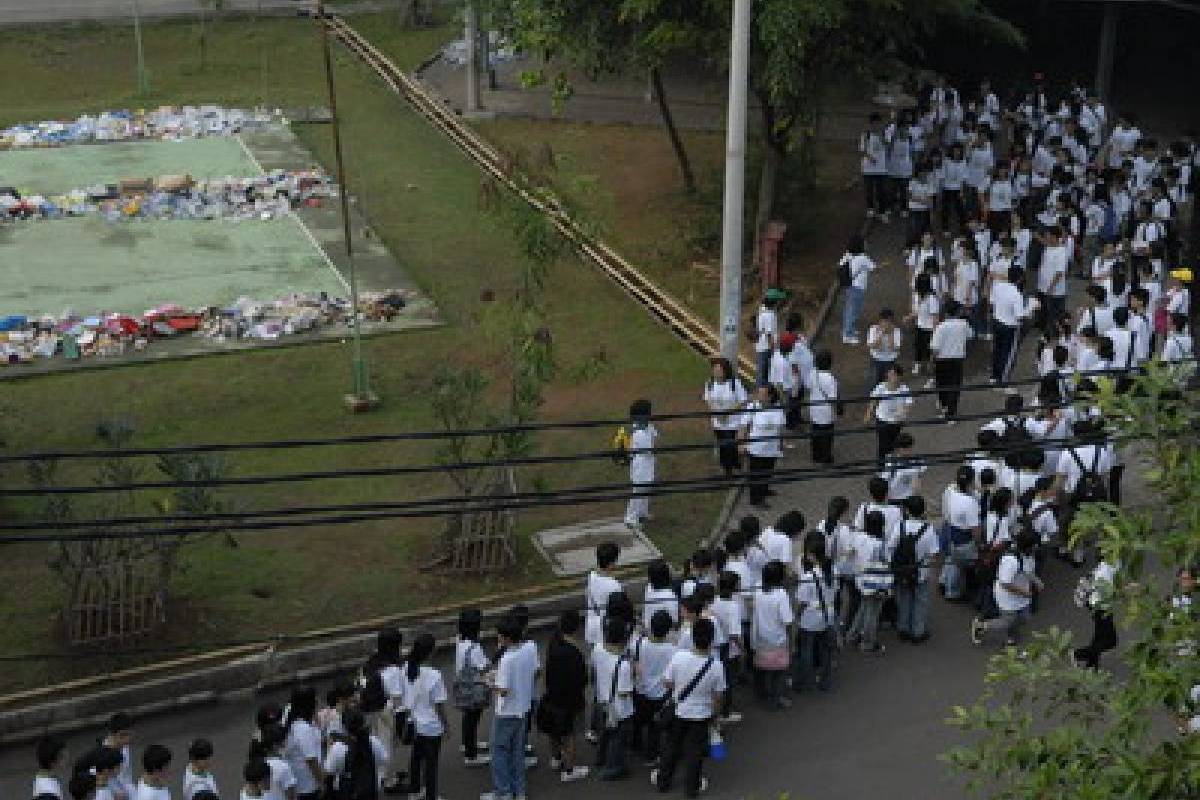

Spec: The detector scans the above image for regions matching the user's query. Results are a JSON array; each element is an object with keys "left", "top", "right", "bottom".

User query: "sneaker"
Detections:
[
  {"left": 524, "top": 755, "right": 539, "bottom": 768},
  {"left": 912, "top": 364, "right": 921, "bottom": 375},
  {"left": 970, "top": 617, "right": 985, "bottom": 646},
  {"left": 460, "top": 742, "right": 489, "bottom": 753},
  {"left": 649, "top": 769, "right": 660, "bottom": 789},
  {"left": 979, "top": 333, "right": 993, "bottom": 341},
  {"left": 880, "top": 212, "right": 891, "bottom": 224},
  {"left": 408, "top": 793, "right": 425, "bottom": 800},
  {"left": 946, "top": 418, "right": 957, "bottom": 425},
  {"left": 479, "top": 793, "right": 509, "bottom": 800},
  {"left": 924, "top": 378, "right": 936, "bottom": 389},
  {"left": 775, "top": 695, "right": 794, "bottom": 710},
  {"left": 718, "top": 712, "right": 743, "bottom": 724},
  {"left": 463, "top": 755, "right": 491, "bottom": 767},
  {"left": 699, "top": 777, "right": 710, "bottom": 793},
  {"left": 549, "top": 756, "right": 562, "bottom": 770},
  {"left": 561, "top": 766, "right": 590, "bottom": 783},
  {"left": 842, "top": 335, "right": 861, "bottom": 345}
]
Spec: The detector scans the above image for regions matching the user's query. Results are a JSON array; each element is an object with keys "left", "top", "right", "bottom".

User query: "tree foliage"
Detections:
[{"left": 946, "top": 363, "right": 1200, "bottom": 798}]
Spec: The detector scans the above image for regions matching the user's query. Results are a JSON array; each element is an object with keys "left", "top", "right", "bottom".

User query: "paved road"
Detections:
[{"left": 0, "top": 214, "right": 1127, "bottom": 799}]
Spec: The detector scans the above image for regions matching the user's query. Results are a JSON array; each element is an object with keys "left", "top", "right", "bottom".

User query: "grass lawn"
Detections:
[{"left": 0, "top": 14, "right": 727, "bottom": 692}]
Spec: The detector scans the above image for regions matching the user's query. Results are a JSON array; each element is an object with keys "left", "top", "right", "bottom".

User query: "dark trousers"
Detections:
[
  {"left": 785, "top": 391, "right": 804, "bottom": 431},
  {"left": 811, "top": 422, "right": 834, "bottom": 464},
  {"left": 462, "top": 707, "right": 484, "bottom": 759},
  {"left": 991, "top": 323, "right": 1017, "bottom": 382},
  {"left": 1073, "top": 611, "right": 1118, "bottom": 669},
  {"left": 914, "top": 327, "right": 933, "bottom": 367},
  {"left": 908, "top": 208, "right": 931, "bottom": 240},
  {"left": 714, "top": 429, "right": 740, "bottom": 476},
  {"left": 941, "top": 189, "right": 964, "bottom": 233},
  {"left": 631, "top": 693, "right": 666, "bottom": 760},
  {"left": 655, "top": 717, "right": 710, "bottom": 797},
  {"left": 875, "top": 420, "right": 902, "bottom": 466},
  {"left": 408, "top": 734, "right": 442, "bottom": 800},
  {"left": 747, "top": 455, "right": 776, "bottom": 503},
  {"left": 597, "top": 718, "right": 629, "bottom": 778},
  {"left": 1038, "top": 293, "right": 1066, "bottom": 333},
  {"left": 988, "top": 209, "right": 1011, "bottom": 238},
  {"left": 935, "top": 357, "right": 964, "bottom": 416},
  {"left": 864, "top": 174, "right": 887, "bottom": 214}
]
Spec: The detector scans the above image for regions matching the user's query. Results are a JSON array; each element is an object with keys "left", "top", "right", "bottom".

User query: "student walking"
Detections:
[
  {"left": 624, "top": 399, "right": 657, "bottom": 530},
  {"left": 741, "top": 385, "right": 785, "bottom": 508},
  {"left": 537, "top": 611, "right": 589, "bottom": 784},
  {"left": 482, "top": 616, "right": 535, "bottom": 800},
  {"left": 593, "top": 618, "right": 635, "bottom": 780},
  {"left": 971, "top": 528, "right": 1042, "bottom": 647},
  {"left": 840, "top": 235, "right": 880, "bottom": 345},
  {"left": 455, "top": 610, "right": 491, "bottom": 768},
  {"left": 794, "top": 540, "right": 837, "bottom": 691},
  {"left": 702, "top": 358, "right": 748, "bottom": 477},
  {"left": 890, "top": 496, "right": 941, "bottom": 643},
  {"left": 807, "top": 350, "right": 841, "bottom": 464},
  {"left": 930, "top": 300, "right": 971, "bottom": 420},
  {"left": 864, "top": 364, "right": 913, "bottom": 466}
]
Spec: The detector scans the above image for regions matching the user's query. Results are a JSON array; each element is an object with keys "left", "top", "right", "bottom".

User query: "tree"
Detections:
[
  {"left": 946, "top": 363, "right": 1200, "bottom": 798},
  {"left": 485, "top": 0, "right": 718, "bottom": 193},
  {"left": 197, "top": 0, "right": 226, "bottom": 72}
]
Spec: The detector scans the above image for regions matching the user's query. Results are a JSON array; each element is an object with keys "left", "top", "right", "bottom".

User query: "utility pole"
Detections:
[
  {"left": 718, "top": 0, "right": 752, "bottom": 364},
  {"left": 316, "top": 0, "right": 378, "bottom": 412},
  {"left": 132, "top": 0, "right": 148, "bottom": 94},
  {"left": 1095, "top": 2, "right": 1119, "bottom": 103},
  {"left": 464, "top": 0, "right": 482, "bottom": 113}
]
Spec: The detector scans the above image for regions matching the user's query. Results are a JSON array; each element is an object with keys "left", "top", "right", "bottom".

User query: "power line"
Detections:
[
  {"left": 0, "top": 433, "right": 1105, "bottom": 543},
  {"left": 0, "top": 362, "right": 1158, "bottom": 465}
]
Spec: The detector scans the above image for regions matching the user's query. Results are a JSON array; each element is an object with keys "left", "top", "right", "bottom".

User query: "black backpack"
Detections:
[
  {"left": 332, "top": 739, "right": 378, "bottom": 800},
  {"left": 837, "top": 254, "right": 853, "bottom": 288},
  {"left": 1070, "top": 447, "right": 1109, "bottom": 505},
  {"left": 891, "top": 523, "right": 926, "bottom": 589},
  {"left": 358, "top": 663, "right": 388, "bottom": 714}
]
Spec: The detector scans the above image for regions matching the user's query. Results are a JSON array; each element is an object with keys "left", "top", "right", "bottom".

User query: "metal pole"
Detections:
[
  {"left": 132, "top": 0, "right": 148, "bottom": 94},
  {"left": 719, "top": 0, "right": 752, "bottom": 364},
  {"left": 464, "top": 0, "right": 482, "bottom": 112},
  {"left": 1095, "top": 2, "right": 1118, "bottom": 104},
  {"left": 317, "top": 0, "right": 377, "bottom": 410}
]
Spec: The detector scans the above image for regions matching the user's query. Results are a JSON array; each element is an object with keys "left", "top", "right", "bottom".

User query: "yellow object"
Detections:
[
  {"left": 1170, "top": 268, "right": 1193, "bottom": 282},
  {"left": 613, "top": 426, "right": 631, "bottom": 452},
  {"left": 123, "top": 199, "right": 141, "bottom": 216}
]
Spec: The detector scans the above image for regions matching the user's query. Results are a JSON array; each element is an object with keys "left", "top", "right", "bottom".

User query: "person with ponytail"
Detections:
[
  {"left": 323, "top": 710, "right": 387, "bottom": 800},
  {"left": 403, "top": 633, "right": 447, "bottom": 800}
]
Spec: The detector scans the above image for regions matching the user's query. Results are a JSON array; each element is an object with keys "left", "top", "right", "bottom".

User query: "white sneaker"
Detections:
[
  {"left": 479, "top": 793, "right": 509, "bottom": 800},
  {"left": 524, "top": 755, "right": 539, "bottom": 768},
  {"left": 464, "top": 755, "right": 491, "bottom": 767},
  {"left": 924, "top": 378, "right": 935, "bottom": 389},
  {"left": 460, "top": 742, "right": 489, "bottom": 753},
  {"left": 550, "top": 756, "right": 562, "bottom": 770},
  {"left": 699, "top": 777, "right": 710, "bottom": 793},
  {"left": 649, "top": 769, "right": 660, "bottom": 788},
  {"left": 880, "top": 212, "right": 891, "bottom": 223},
  {"left": 719, "top": 712, "right": 743, "bottom": 724},
  {"left": 561, "top": 766, "right": 590, "bottom": 783},
  {"left": 584, "top": 730, "right": 599, "bottom": 745},
  {"left": 842, "top": 335, "right": 861, "bottom": 345}
]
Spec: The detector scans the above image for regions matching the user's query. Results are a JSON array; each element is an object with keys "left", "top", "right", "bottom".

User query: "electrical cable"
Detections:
[{"left": 0, "top": 361, "right": 1169, "bottom": 465}]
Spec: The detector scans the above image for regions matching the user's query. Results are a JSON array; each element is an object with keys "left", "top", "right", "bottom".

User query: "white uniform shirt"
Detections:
[
  {"left": 943, "top": 486, "right": 981, "bottom": 530},
  {"left": 1038, "top": 244, "right": 1069, "bottom": 297},
  {"left": 754, "top": 306, "right": 777, "bottom": 353},
  {"left": 886, "top": 519, "right": 941, "bottom": 583},
  {"left": 642, "top": 586, "right": 680, "bottom": 630},
  {"left": 493, "top": 644, "right": 535, "bottom": 717},
  {"left": 633, "top": 637, "right": 677, "bottom": 699},
  {"left": 628, "top": 424, "right": 656, "bottom": 484},
  {"left": 848, "top": 254, "right": 877, "bottom": 291},
  {"left": 807, "top": 370, "right": 839, "bottom": 426},
  {"left": 283, "top": 719, "right": 323, "bottom": 795},
  {"left": 867, "top": 324, "right": 902, "bottom": 362},
  {"left": 990, "top": 280, "right": 1026, "bottom": 326},
  {"left": 930, "top": 317, "right": 970, "bottom": 359},
  {"left": 585, "top": 570, "right": 622, "bottom": 645},
  {"left": 870, "top": 382, "right": 913, "bottom": 423},
  {"left": 953, "top": 259, "right": 980, "bottom": 305},
  {"left": 795, "top": 568, "right": 837, "bottom": 631},
  {"left": 752, "top": 587, "right": 794, "bottom": 648},
  {"left": 403, "top": 666, "right": 448, "bottom": 737},
  {"left": 703, "top": 379, "right": 747, "bottom": 431},
  {"left": 994, "top": 552, "right": 1035, "bottom": 612},
  {"left": 760, "top": 527, "right": 794, "bottom": 566},
  {"left": 664, "top": 650, "right": 727, "bottom": 720},
  {"left": 1056, "top": 444, "right": 1112, "bottom": 494},
  {"left": 592, "top": 647, "right": 635, "bottom": 721},
  {"left": 323, "top": 738, "right": 389, "bottom": 791},
  {"left": 744, "top": 405, "right": 786, "bottom": 457}
]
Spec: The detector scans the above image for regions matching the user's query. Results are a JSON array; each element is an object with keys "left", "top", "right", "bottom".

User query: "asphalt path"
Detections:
[{"left": 0, "top": 213, "right": 1129, "bottom": 799}]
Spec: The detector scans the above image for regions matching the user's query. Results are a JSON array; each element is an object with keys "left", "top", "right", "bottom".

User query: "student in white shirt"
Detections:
[
  {"left": 864, "top": 363, "right": 913, "bottom": 466},
  {"left": 643, "top": 560, "right": 680, "bottom": 632},
  {"left": 88, "top": 746, "right": 126, "bottom": 800},
  {"left": 794, "top": 541, "right": 838, "bottom": 690},
  {"left": 807, "top": 349, "right": 841, "bottom": 464},
  {"left": 1038, "top": 225, "right": 1069, "bottom": 327},
  {"left": 890, "top": 496, "right": 941, "bottom": 642},
  {"left": 455, "top": 610, "right": 492, "bottom": 767},
  {"left": 631, "top": 610, "right": 678, "bottom": 763},
  {"left": 483, "top": 617, "right": 535, "bottom": 800},
  {"left": 930, "top": 299, "right": 971, "bottom": 419},
  {"left": 989, "top": 265, "right": 1027, "bottom": 383},
  {"left": 940, "top": 143, "right": 968, "bottom": 234},
  {"left": 881, "top": 432, "right": 925, "bottom": 503},
  {"left": 860, "top": 112, "right": 889, "bottom": 219},
  {"left": 752, "top": 560, "right": 794, "bottom": 708},
  {"left": 754, "top": 291, "right": 782, "bottom": 386},
  {"left": 34, "top": 736, "right": 66, "bottom": 800},
  {"left": 400, "top": 633, "right": 448, "bottom": 800},
  {"left": 971, "top": 528, "right": 1042, "bottom": 646},
  {"left": 651, "top": 618, "right": 727, "bottom": 796},
  {"left": 322, "top": 712, "right": 388, "bottom": 797},
  {"left": 841, "top": 234, "right": 880, "bottom": 344},
  {"left": 183, "top": 740, "right": 218, "bottom": 800},
  {"left": 1162, "top": 312, "right": 1195, "bottom": 382},
  {"left": 593, "top": 618, "right": 635, "bottom": 780},
  {"left": 282, "top": 689, "right": 323, "bottom": 800},
  {"left": 585, "top": 543, "right": 622, "bottom": 647},
  {"left": 253, "top": 727, "right": 295, "bottom": 800},
  {"left": 866, "top": 307, "right": 903, "bottom": 385},
  {"left": 624, "top": 399, "right": 657, "bottom": 529},
  {"left": 848, "top": 510, "right": 891, "bottom": 655},
  {"left": 740, "top": 384, "right": 786, "bottom": 507},
  {"left": 135, "top": 745, "right": 173, "bottom": 800},
  {"left": 102, "top": 714, "right": 136, "bottom": 800},
  {"left": 711, "top": 572, "right": 745, "bottom": 723},
  {"left": 703, "top": 357, "right": 748, "bottom": 477},
  {"left": 240, "top": 759, "right": 271, "bottom": 800},
  {"left": 941, "top": 466, "right": 981, "bottom": 600},
  {"left": 907, "top": 272, "right": 941, "bottom": 377}
]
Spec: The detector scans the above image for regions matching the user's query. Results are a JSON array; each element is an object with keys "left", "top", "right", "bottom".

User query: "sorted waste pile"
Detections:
[
  {"left": 0, "top": 105, "right": 277, "bottom": 149},
  {"left": 0, "top": 291, "right": 414, "bottom": 368}
]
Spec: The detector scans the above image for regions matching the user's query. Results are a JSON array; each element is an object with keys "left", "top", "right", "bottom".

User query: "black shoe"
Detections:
[
  {"left": 911, "top": 633, "right": 930, "bottom": 644},
  {"left": 897, "top": 631, "right": 913, "bottom": 642}
]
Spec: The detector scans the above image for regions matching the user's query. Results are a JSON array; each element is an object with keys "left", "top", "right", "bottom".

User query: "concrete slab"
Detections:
[{"left": 531, "top": 517, "right": 662, "bottom": 577}]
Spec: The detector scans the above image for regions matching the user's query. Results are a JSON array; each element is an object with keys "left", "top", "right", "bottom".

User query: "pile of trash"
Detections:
[
  {"left": 0, "top": 290, "right": 414, "bottom": 367},
  {"left": 0, "top": 105, "right": 280, "bottom": 149},
  {"left": 0, "top": 169, "right": 335, "bottom": 223},
  {"left": 441, "top": 34, "right": 518, "bottom": 68}
]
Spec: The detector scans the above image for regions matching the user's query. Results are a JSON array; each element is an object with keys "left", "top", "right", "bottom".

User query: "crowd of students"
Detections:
[{"left": 26, "top": 76, "right": 1200, "bottom": 800}]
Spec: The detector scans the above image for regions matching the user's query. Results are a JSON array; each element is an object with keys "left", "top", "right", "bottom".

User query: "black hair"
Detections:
[
  {"left": 761, "top": 560, "right": 786, "bottom": 590},
  {"left": 814, "top": 349, "right": 833, "bottom": 371},
  {"left": 708, "top": 357, "right": 736, "bottom": 386},
  {"left": 407, "top": 632, "right": 435, "bottom": 682},
  {"left": 1113, "top": 306, "right": 1129, "bottom": 327},
  {"left": 376, "top": 628, "right": 403, "bottom": 664},
  {"left": 141, "top": 744, "right": 172, "bottom": 774},
  {"left": 739, "top": 515, "right": 761, "bottom": 538},
  {"left": 68, "top": 773, "right": 96, "bottom": 800},
  {"left": 91, "top": 746, "right": 124, "bottom": 773},
  {"left": 723, "top": 530, "right": 745, "bottom": 555},
  {"left": 458, "top": 608, "right": 482, "bottom": 641},
  {"left": 826, "top": 496, "right": 849, "bottom": 529},
  {"left": 244, "top": 758, "right": 271, "bottom": 786},
  {"left": 776, "top": 510, "right": 806, "bottom": 536},
  {"left": 980, "top": 467, "right": 997, "bottom": 488},
  {"left": 187, "top": 739, "right": 214, "bottom": 762},
  {"left": 694, "top": 582, "right": 716, "bottom": 607},
  {"left": 556, "top": 608, "right": 581, "bottom": 639},
  {"left": 648, "top": 559, "right": 672, "bottom": 590},
  {"left": 605, "top": 591, "right": 635, "bottom": 631},
  {"left": 603, "top": 615, "right": 629, "bottom": 646},
  {"left": 905, "top": 495, "right": 926, "bottom": 518},
  {"left": 36, "top": 736, "right": 66, "bottom": 770},
  {"left": 956, "top": 465, "right": 975, "bottom": 492},
  {"left": 286, "top": 686, "right": 317, "bottom": 728},
  {"left": 649, "top": 609, "right": 673, "bottom": 638},
  {"left": 718, "top": 570, "right": 740, "bottom": 599},
  {"left": 255, "top": 723, "right": 286, "bottom": 757},
  {"left": 690, "top": 548, "right": 713, "bottom": 570},
  {"left": 991, "top": 487, "right": 1014, "bottom": 515},
  {"left": 630, "top": 398, "right": 652, "bottom": 423},
  {"left": 681, "top": 595, "right": 703, "bottom": 617},
  {"left": 107, "top": 712, "right": 133, "bottom": 735},
  {"left": 692, "top": 617, "right": 716, "bottom": 650},
  {"left": 864, "top": 510, "right": 885, "bottom": 538},
  {"left": 193, "top": 793, "right": 219, "bottom": 800},
  {"left": 596, "top": 541, "right": 620, "bottom": 569},
  {"left": 868, "top": 476, "right": 889, "bottom": 501},
  {"left": 847, "top": 234, "right": 866, "bottom": 255},
  {"left": 1004, "top": 394, "right": 1024, "bottom": 414}
]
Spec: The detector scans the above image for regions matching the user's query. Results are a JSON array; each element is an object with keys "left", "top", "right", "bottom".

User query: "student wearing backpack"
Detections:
[
  {"left": 323, "top": 711, "right": 387, "bottom": 800},
  {"left": 849, "top": 510, "right": 891, "bottom": 656},
  {"left": 282, "top": 688, "right": 324, "bottom": 800},
  {"left": 703, "top": 357, "right": 748, "bottom": 477},
  {"left": 971, "top": 527, "right": 1042, "bottom": 647},
  {"left": 890, "top": 496, "right": 942, "bottom": 643},
  {"left": 358, "top": 630, "right": 406, "bottom": 794},
  {"left": 592, "top": 617, "right": 635, "bottom": 780},
  {"left": 454, "top": 610, "right": 491, "bottom": 767},
  {"left": 839, "top": 234, "right": 879, "bottom": 345},
  {"left": 794, "top": 539, "right": 838, "bottom": 690},
  {"left": 630, "top": 610, "right": 677, "bottom": 766},
  {"left": 585, "top": 543, "right": 623, "bottom": 647},
  {"left": 537, "top": 611, "right": 589, "bottom": 784},
  {"left": 941, "top": 466, "right": 981, "bottom": 601}
]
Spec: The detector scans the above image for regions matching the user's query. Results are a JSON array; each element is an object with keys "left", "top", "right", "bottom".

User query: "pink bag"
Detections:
[
  {"left": 753, "top": 645, "right": 790, "bottom": 671},
  {"left": 1154, "top": 306, "right": 1170, "bottom": 335}
]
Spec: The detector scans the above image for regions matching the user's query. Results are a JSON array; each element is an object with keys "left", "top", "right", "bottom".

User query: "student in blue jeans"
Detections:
[{"left": 482, "top": 616, "right": 533, "bottom": 800}]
